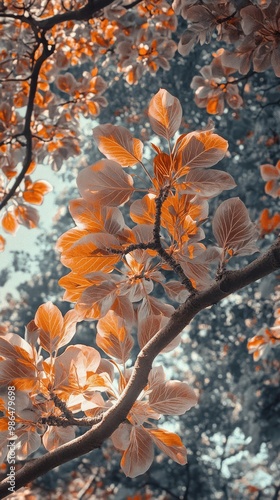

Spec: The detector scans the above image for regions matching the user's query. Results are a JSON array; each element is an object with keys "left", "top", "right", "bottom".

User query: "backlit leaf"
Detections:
[
  {"left": 153, "top": 152, "right": 173, "bottom": 186},
  {"left": 59, "top": 309, "right": 81, "bottom": 349},
  {"left": 147, "top": 366, "right": 166, "bottom": 391},
  {"left": 15, "top": 205, "right": 39, "bottom": 229},
  {"left": 177, "top": 244, "right": 221, "bottom": 289},
  {"left": 17, "top": 429, "right": 41, "bottom": 460},
  {"left": 111, "top": 422, "right": 132, "bottom": 451},
  {"left": 0, "top": 235, "right": 5, "bottom": 252},
  {"left": 148, "top": 89, "right": 182, "bottom": 140},
  {"left": 121, "top": 426, "right": 154, "bottom": 478},
  {"left": 35, "top": 302, "right": 64, "bottom": 354},
  {"left": 240, "top": 5, "right": 264, "bottom": 35},
  {"left": 77, "top": 160, "right": 135, "bottom": 206},
  {"left": 259, "top": 208, "right": 280, "bottom": 236},
  {"left": 69, "top": 200, "right": 125, "bottom": 233},
  {"left": 23, "top": 180, "right": 52, "bottom": 205},
  {"left": 93, "top": 124, "right": 143, "bottom": 166},
  {"left": 149, "top": 380, "right": 198, "bottom": 415},
  {"left": 138, "top": 296, "right": 174, "bottom": 321},
  {"left": 138, "top": 315, "right": 181, "bottom": 352},
  {"left": 43, "top": 425, "right": 76, "bottom": 451},
  {"left": 177, "top": 130, "right": 228, "bottom": 169},
  {"left": 96, "top": 310, "right": 133, "bottom": 363},
  {"left": 130, "top": 194, "right": 156, "bottom": 225},
  {"left": 76, "top": 281, "right": 118, "bottom": 319},
  {"left": 260, "top": 163, "right": 280, "bottom": 181},
  {"left": 61, "top": 234, "right": 120, "bottom": 275},
  {"left": 162, "top": 281, "right": 190, "bottom": 302},
  {"left": 1, "top": 210, "right": 18, "bottom": 234},
  {"left": 212, "top": 197, "right": 259, "bottom": 257},
  {"left": 183, "top": 169, "right": 236, "bottom": 197},
  {"left": 148, "top": 428, "right": 187, "bottom": 464}
]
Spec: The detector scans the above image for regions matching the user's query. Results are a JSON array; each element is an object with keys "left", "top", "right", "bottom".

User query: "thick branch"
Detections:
[
  {"left": 37, "top": 0, "right": 119, "bottom": 30},
  {"left": 0, "top": 237, "right": 279, "bottom": 497},
  {"left": 39, "top": 415, "right": 101, "bottom": 427}
]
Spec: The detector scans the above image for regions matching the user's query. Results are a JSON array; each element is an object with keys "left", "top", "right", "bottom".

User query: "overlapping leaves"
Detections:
[{"left": 0, "top": 88, "right": 262, "bottom": 479}]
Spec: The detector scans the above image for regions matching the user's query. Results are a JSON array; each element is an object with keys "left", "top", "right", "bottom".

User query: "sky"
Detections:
[
  {"left": 0, "top": 165, "right": 61, "bottom": 303},
  {"left": 0, "top": 117, "right": 99, "bottom": 303}
]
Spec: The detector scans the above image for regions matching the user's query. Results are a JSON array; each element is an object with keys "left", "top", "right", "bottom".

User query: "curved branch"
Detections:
[
  {"left": 0, "top": 42, "right": 55, "bottom": 211},
  {"left": 0, "top": 237, "right": 279, "bottom": 497},
  {"left": 37, "top": 0, "right": 121, "bottom": 30},
  {"left": 0, "top": 0, "right": 144, "bottom": 213}
]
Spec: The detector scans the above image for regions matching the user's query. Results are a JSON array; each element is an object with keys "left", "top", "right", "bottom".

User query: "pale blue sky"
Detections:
[{"left": 0, "top": 166, "right": 59, "bottom": 302}]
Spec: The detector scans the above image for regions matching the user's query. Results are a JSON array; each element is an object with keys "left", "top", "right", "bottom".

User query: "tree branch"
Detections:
[
  {"left": 0, "top": 0, "right": 144, "bottom": 213},
  {"left": 108, "top": 188, "right": 196, "bottom": 292},
  {"left": 0, "top": 237, "right": 279, "bottom": 497},
  {"left": 153, "top": 188, "right": 196, "bottom": 293},
  {"left": 37, "top": 0, "right": 120, "bottom": 30},
  {"left": 0, "top": 41, "right": 55, "bottom": 211}
]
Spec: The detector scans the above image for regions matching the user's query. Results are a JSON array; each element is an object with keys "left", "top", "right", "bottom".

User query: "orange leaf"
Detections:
[
  {"left": 0, "top": 103, "right": 12, "bottom": 123},
  {"left": 153, "top": 152, "right": 173, "bottom": 186},
  {"left": 93, "top": 124, "right": 143, "bottom": 166},
  {"left": 260, "top": 163, "right": 279, "bottom": 181},
  {"left": 1, "top": 210, "right": 18, "bottom": 234},
  {"left": 69, "top": 200, "right": 125, "bottom": 234},
  {"left": 43, "top": 425, "right": 76, "bottom": 451},
  {"left": 148, "top": 428, "right": 187, "bottom": 464},
  {"left": 149, "top": 380, "right": 198, "bottom": 415},
  {"left": 121, "top": 426, "right": 154, "bottom": 478},
  {"left": 177, "top": 130, "right": 228, "bottom": 169},
  {"left": 35, "top": 302, "right": 64, "bottom": 354},
  {"left": 130, "top": 194, "right": 156, "bottom": 225},
  {"left": 259, "top": 208, "right": 280, "bottom": 235},
  {"left": 60, "top": 234, "right": 120, "bottom": 275},
  {"left": 0, "top": 335, "right": 37, "bottom": 388},
  {"left": 77, "top": 160, "right": 135, "bottom": 206},
  {"left": 23, "top": 180, "right": 52, "bottom": 205},
  {"left": 87, "top": 101, "right": 98, "bottom": 115},
  {"left": 56, "top": 227, "right": 88, "bottom": 253},
  {"left": 212, "top": 197, "right": 259, "bottom": 257},
  {"left": 206, "top": 95, "right": 220, "bottom": 115},
  {"left": 0, "top": 235, "right": 5, "bottom": 252},
  {"left": 148, "top": 89, "right": 182, "bottom": 140},
  {"left": 26, "top": 160, "right": 37, "bottom": 175},
  {"left": 96, "top": 310, "right": 133, "bottom": 363},
  {"left": 14, "top": 205, "right": 39, "bottom": 229},
  {"left": 58, "top": 272, "right": 93, "bottom": 302}
]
